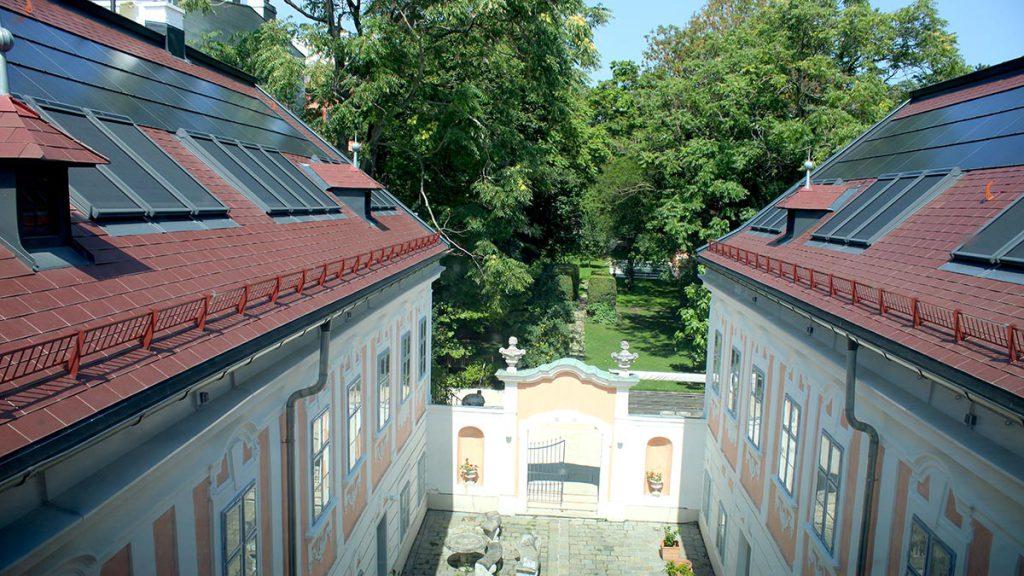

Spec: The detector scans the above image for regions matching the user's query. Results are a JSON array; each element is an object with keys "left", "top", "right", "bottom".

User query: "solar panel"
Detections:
[
  {"left": 220, "top": 141, "right": 316, "bottom": 212},
  {"left": 370, "top": 190, "right": 398, "bottom": 211},
  {"left": 817, "top": 85, "right": 1024, "bottom": 180},
  {"left": 262, "top": 150, "right": 340, "bottom": 211},
  {"left": 241, "top": 145, "right": 338, "bottom": 211},
  {"left": 98, "top": 118, "right": 228, "bottom": 215},
  {"left": 188, "top": 135, "right": 289, "bottom": 213},
  {"left": 828, "top": 177, "right": 917, "bottom": 241},
  {"left": 748, "top": 207, "right": 782, "bottom": 231},
  {"left": 847, "top": 173, "right": 948, "bottom": 244},
  {"left": 952, "top": 195, "right": 1024, "bottom": 267},
  {"left": 68, "top": 166, "right": 146, "bottom": 218},
  {"left": 812, "top": 171, "right": 954, "bottom": 247},
  {"left": 4, "top": 6, "right": 328, "bottom": 158},
  {"left": 812, "top": 179, "right": 896, "bottom": 239},
  {"left": 44, "top": 107, "right": 191, "bottom": 217}
]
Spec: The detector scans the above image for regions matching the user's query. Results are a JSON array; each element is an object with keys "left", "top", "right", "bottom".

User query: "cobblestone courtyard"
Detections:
[{"left": 402, "top": 511, "right": 713, "bottom": 576}]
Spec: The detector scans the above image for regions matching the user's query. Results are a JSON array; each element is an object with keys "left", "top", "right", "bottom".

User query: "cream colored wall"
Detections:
[{"left": 517, "top": 374, "right": 616, "bottom": 425}]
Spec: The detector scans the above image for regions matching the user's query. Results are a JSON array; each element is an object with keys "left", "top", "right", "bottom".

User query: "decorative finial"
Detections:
[
  {"left": 611, "top": 340, "right": 639, "bottom": 375},
  {"left": 801, "top": 156, "right": 815, "bottom": 189},
  {"left": 0, "top": 24, "right": 14, "bottom": 96},
  {"left": 349, "top": 137, "right": 361, "bottom": 166},
  {"left": 499, "top": 336, "right": 526, "bottom": 373}
]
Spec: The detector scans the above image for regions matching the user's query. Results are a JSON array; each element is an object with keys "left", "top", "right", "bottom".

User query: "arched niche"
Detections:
[
  {"left": 645, "top": 437, "right": 673, "bottom": 495},
  {"left": 457, "top": 426, "right": 485, "bottom": 485}
]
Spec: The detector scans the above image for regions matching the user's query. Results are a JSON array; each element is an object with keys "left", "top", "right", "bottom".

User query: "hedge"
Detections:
[
  {"left": 556, "top": 274, "right": 575, "bottom": 302},
  {"left": 550, "top": 263, "right": 580, "bottom": 297},
  {"left": 587, "top": 275, "right": 617, "bottom": 310}
]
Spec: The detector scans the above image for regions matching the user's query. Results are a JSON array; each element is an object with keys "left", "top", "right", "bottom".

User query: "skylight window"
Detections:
[
  {"left": 951, "top": 194, "right": 1024, "bottom": 270},
  {"left": 32, "top": 100, "right": 233, "bottom": 232},
  {"left": 180, "top": 132, "right": 343, "bottom": 220},
  {"left": 810, "top": 169, "right": 957, "bottom": 247}
]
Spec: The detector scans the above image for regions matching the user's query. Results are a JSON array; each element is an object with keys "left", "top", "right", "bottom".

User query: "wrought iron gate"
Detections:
[{"left": 527, "top": 438, "right": 566, "bottom": 504}]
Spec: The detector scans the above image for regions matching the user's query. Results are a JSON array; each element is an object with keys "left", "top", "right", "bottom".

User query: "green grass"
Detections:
[
  {"left": 583, "top": 278, "right": 703, "bottom": 387},
  {"left": 632, "top": 380, "right": 705, "bottom": 392}
]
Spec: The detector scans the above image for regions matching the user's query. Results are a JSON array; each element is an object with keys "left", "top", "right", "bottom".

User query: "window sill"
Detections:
[
  {"left": 803, "top": 523, "right": 840, "bottom": 570},
  {"left": 308, "top": 499, "right": 337, "bottom": 537}
]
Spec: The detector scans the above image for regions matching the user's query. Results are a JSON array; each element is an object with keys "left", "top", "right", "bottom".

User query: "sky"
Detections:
[
  {"left": 589, "top": 0, "right": 1024, "bottom": 81},
  {"left": 273, "top": 0, "right": 1024, "bottom": 82}
]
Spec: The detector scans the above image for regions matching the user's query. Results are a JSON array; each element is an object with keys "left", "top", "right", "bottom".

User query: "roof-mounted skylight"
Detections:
[
  {"left": 180, "top": 132, "right": 343, "bottom": 219},
  {"left": 32, "top": 100, "right": 230, "bottom": 222},
  {"left": 810, "top": 169, "right": 958, "bottom": 247},
  {"left": 952, "top": 195, "right": 1024, "bottom": 269}
]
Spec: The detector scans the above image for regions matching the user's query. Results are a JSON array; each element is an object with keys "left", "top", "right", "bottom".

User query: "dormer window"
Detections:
[{"left": 16, "top": 169, "right": 68, "bottom": 247}]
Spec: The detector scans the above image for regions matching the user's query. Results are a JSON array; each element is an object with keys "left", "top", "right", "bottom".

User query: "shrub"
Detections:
[
  {"left": 665, "top": 560, "right": 694, "bottom": 576},
  {"left": 588, "top": 275, "right": 617, "bottom": 310},
  {"left": 589, "top": 302, "right": 617, "bottom": 325},
  {"left": 550, "top": 264, "right": 580, "bottom": 297},
  {"left": 556, "top": 274, "right": 574, "bottom": 302}
]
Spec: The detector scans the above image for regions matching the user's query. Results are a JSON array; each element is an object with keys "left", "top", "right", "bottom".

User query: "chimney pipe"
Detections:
[{"left": 0, "top": 21, "right": 13, "bottom": 96}]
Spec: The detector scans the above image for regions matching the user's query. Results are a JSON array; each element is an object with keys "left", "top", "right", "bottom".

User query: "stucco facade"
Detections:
[
  {"left": 0, "top": 264, "right": 441, "bottom": 576},
  {"left": 425, "top": 358, "right": 706, "bottom": 524},
  {"left": 698, "top": 267, "right": 1024, "bottom": 576}
]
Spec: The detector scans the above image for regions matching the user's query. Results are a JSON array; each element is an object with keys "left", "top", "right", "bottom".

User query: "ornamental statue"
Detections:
[
  {"left": 611, "top": 340, "right": 639, "bottom": 375},
  {"left": 499, "top": 336, "right": 526, "bottom": 372}
]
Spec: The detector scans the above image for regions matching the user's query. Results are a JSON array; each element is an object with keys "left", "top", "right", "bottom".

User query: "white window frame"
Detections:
[
  {"left": 400, "top": 331, "right": 412, "bottom": 403},
  {"left": 812, "top": 431, "right": 843, "bottom": 555},
  {"left": 417, "top": 451, "right": 427, "bottom": 503},
  {"left": 418, "top": 316, "right": 429, "bottom": 380},
  {"left": 726, "top": 346, "right": 741, "bottom": 417},
  {"left": 400, "top": 481, "right": 411, "bottom": 541},
  {"left": 347, "top": 374, "right": 363, "bottom": 472},
  {"left": 746, "top": 366, "right": 765, "bottom": 449},
  {"left": 711, "top": 330, "right": 723, "bottom": 394},
  {"left": 777, "top": 395, "right": 800, "bottom": 495},
  {"left": 221, "top": 482, "right": 258, "bottom": 576},
  {"left": 703, "top": 471, "right": 712, "bottom": 524},
  {"left": 716, "top": 502, "right": 728, "bottom": 558},
  {"left": 310, "top": 408, "right": 331, "bottom": 523},
  {"left": 377, "top": 348, "right": 391, "bottom": 431}
]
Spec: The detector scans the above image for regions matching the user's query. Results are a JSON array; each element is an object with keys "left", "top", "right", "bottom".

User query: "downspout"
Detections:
[
  {"left": 285, "top": 320, "right": 333, "bottom": 576},
  {"left": 844, "top": 339, "right": 880, "bottom": 576}
]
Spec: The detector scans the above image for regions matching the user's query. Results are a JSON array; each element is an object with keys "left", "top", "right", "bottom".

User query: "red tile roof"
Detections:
[
  {"left": 701, "top": 167, "right": 1024, "bottom": 401},
  {"left": 0, "top": 95, "right": 107, "bottom": 164},
  {"left": 776, "top": 184, "right": 849, "bottom": 211},
  {"left": 0, "top": 1, "right": 446, "bottom": 465},
  {"left": 894, "top": 59, "right": 1024, "bottom": 120},
  {"left": 309, "top": 163, "right": 384, "bottom": 189}
]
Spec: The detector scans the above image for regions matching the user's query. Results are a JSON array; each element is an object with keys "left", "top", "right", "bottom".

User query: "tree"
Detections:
[
  {"left": 586, "top": 0, "right": 969, "bottom": 359},
  {"left": 186, "top": 0, "right": 610, "bottom": 391}
]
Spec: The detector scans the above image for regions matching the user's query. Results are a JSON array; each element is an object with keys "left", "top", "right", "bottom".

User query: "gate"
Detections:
[{"left": 527, "top": 438, "right": 566, "bottom": 505}]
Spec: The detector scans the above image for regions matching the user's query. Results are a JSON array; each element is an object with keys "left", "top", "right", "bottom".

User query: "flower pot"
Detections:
[
  {"left": 660, "top": 543, "right": 682, "bottom": 562},
  {"left": 462, "top": 469, "right": 478, "bottom": 484},
  {"left": 648, "top": 480, "right": 664, "bottom": 496}
]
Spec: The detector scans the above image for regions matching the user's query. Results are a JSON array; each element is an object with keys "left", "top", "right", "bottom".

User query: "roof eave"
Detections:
[{"left": 698, "top": 254, "right": 1024, "bottom": 420}]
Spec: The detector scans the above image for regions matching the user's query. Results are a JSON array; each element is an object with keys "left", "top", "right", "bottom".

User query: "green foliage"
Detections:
[
  {"left": 662, "top": 526, "right": 679, "bottom": 547},
  {"left": 550, "top": 263, "right": 581, "bottom": 297},
  {"left": 665, "top": 560, "right": 694, "bottom": 576},
  {"left": 192, "top": 20, "right": 306, "bottom": 106},
  {"left": 589, "top": 302, "right": 617, "bottom": 326},
  {"left": 585, "top": 0, "right": 968, "bottom": 364},
  {"left": 587, "top": 275, "right": 617, "bottom": 310},
  {"left": 556, "top": 274, "right": 575, "bottom": 302}
]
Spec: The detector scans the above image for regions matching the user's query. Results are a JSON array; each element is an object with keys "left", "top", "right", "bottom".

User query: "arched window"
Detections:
[
  {"left": 457, "top": 427, "right": 485, "bottom": 485},
  {"left": 645, "top": 437, "right": 673, "bottom": 495}
]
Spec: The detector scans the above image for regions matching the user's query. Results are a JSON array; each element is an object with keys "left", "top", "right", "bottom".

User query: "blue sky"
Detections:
[
  {"left": 274, "top": 0, "right": 1024, "bottom": 81},
  {"left": 590, "top": 0, "right": 1024, "bottom": 81}
]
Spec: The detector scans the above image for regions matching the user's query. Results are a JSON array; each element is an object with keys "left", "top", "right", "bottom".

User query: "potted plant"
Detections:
[
  {"left": 459, "top": 459, "right": 479, "bottom": 484},
  {"left": 647, "top": 470, "right": 664, "bottom": 496},
  {"left": 665, "top": 559, "right": 694, "bottom": 575},
  {"left": 660, "top": 527, "right": 681, "bottom": 562}
]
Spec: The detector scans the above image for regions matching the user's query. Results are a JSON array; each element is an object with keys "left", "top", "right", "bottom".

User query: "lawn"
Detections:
[{"left": 582, "top": 277, "right": 704, "bottom": 391}]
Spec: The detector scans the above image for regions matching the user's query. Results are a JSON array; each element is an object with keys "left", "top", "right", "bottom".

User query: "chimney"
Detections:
[{"left": 132, "top": 1, "right": 187, "bottom": 58}]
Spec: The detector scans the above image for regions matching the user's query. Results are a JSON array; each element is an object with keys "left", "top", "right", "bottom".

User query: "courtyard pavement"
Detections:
[{"left": 402, "top": 510, "right": 713, "bottom": 576}]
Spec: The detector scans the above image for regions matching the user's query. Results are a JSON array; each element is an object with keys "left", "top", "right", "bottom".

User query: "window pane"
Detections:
[
  {"left": 227, "top": 555, "right": 242, "bottom": 576},
  {"left": 907, "top": 521, "right": 928, "bottom": 574},
  {"left": 244, "top": 536, "right": 258, "bottom": 576},
  {"left": 243, "top": 488, "right": 257, "bottom": 534},
  {"left": 929, "top": 542, "right": 953, "bottom": 576},
  {"left": 226, "top": 505, "right": 241, "bottom": 551}
]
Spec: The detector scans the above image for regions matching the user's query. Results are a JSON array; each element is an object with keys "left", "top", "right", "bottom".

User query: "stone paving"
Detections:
[{"left": 402, "top": 511, "right": 713, "bottom": 576}]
